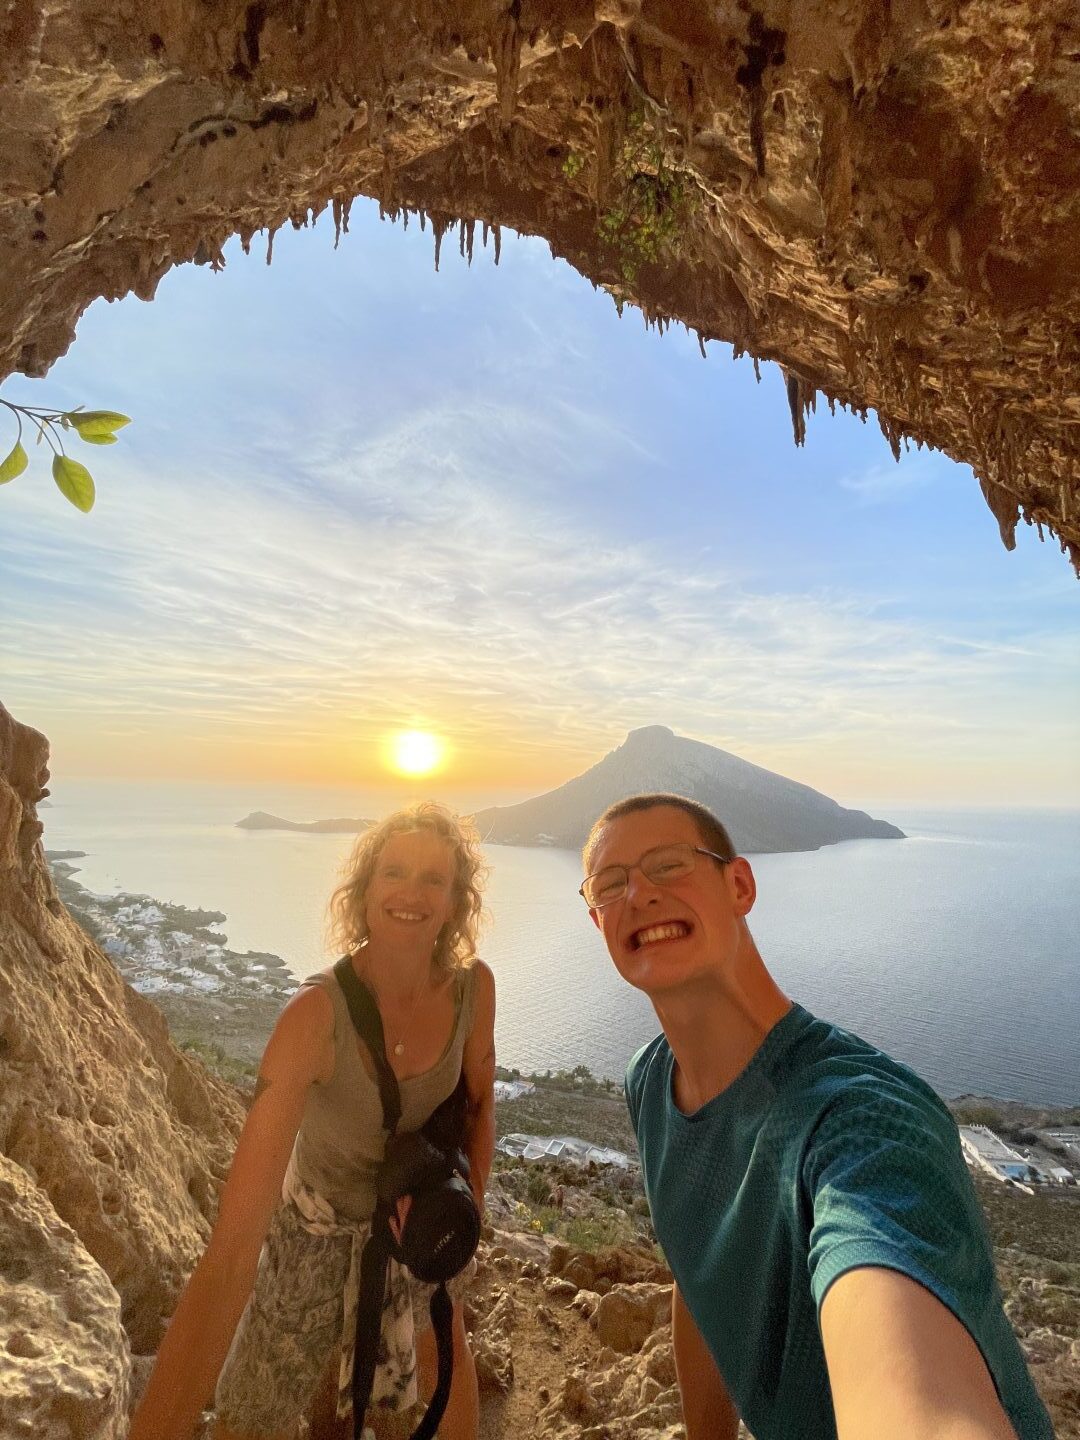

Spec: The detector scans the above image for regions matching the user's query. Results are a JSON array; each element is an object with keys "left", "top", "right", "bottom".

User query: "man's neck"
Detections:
[{"left": 652, "top": 961, "right": 793, "bottom": 1114}]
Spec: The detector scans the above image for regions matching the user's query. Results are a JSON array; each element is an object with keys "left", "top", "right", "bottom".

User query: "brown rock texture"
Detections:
[
  {"left": 1, "top": 2, "right": 1079, "bottom": 568},
  {"left": 0, "top": 701, "right": 244, "bottom": 1412},
  {"left": 0, "top": 1153, "right": 129, "bottom": 1439}
]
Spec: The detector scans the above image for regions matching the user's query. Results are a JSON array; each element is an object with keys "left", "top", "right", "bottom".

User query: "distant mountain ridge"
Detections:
[{"left": 471, "top": 726, "right": 904, "bottom": 854}]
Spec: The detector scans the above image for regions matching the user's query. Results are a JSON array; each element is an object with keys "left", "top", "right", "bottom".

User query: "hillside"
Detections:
[{"left": 472, "top": 726, "right": 904, "bottom": 853}]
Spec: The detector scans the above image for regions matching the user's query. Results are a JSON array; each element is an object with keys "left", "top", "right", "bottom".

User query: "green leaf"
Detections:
[
  {"left": 77, "top": 432, "right": 118, "bottom": 446},
  {"left": 70, "top": 410, "right": 131, "bottom": 440},
  {"left": 0, "top": 440, "right": 28, "bottom": 483},
  {"left": 52, "top": 454, "right": 96, "bottom": 511}
]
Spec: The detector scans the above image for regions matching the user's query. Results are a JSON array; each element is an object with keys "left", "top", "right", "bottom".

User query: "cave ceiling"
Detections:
[{"left": 1, "top": 0, "right": 1078, "bottom": 569}]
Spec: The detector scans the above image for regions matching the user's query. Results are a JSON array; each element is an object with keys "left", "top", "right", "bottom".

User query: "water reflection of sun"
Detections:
[{"left": 385, "top": 730, "right": 445, "bottom": 778}]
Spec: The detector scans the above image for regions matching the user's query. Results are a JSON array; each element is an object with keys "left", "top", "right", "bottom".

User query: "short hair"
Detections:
[
  {"left": 582, "top": 793, "right": 737, "bottom": 874},
  {"left": 328, "top": 802, "right": 487, "bottom": 974}
]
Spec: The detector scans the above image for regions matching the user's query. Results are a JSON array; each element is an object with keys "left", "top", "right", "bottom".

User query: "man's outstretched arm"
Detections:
[
  {"left": 821, "top": 1267, "right": 1019, "bottom": 1440},
  {"left": 672, "top": 1281, "right": 740, "bottom": 1440}
]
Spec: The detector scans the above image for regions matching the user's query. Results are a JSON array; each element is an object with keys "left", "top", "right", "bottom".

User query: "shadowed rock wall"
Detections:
[
  {"left": 0, "top": 701, "right": 244, "bottom": 1434},
  {"left": 0, "top": 1, "right": 1078, "bottom": 569}
]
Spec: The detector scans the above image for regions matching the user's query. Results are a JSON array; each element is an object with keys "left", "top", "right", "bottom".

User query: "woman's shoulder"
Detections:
[
  {"left": 280, "top": 980, "right": 336, "bottom": 1037},
  {"left": 259, "top": 982, "right": 336, "bottom": 1088},
  {"left": 457, "top": 957, "right": 493, "bottom": 1004}
]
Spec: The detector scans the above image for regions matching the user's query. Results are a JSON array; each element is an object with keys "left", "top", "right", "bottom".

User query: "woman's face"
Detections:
[{"left": 363, "top": 828, "right": 458, "bottom": 958}]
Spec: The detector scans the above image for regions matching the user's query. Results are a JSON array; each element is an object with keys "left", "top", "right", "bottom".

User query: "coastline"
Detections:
[
  {"left": 47, "top": 853, "right": 1080, "bottom": 1125},
  {"left": 48, "top": 853, "right": 295, "bottom": 1077}
]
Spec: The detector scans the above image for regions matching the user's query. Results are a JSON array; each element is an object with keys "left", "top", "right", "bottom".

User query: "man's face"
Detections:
[{"left": 586, "top": 805, "right": 755, "bottom": 997}]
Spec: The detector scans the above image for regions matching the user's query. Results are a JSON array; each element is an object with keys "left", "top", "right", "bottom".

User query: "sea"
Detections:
[{"left": 41, "top": 781, "right": 1080, "bottom": 1108}]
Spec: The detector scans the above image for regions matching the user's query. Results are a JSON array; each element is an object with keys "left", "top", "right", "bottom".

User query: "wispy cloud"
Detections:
[
  {"left": 4, "top": 378, "right": 1076, "bottom": 797},
  {"left": 838, "top": 455, "right": 943, "bottom": 503}
]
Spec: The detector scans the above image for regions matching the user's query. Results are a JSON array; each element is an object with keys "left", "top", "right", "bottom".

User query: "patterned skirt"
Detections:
[{"left": 214, "top": 1198, "right": 474, "bottom": 1436}]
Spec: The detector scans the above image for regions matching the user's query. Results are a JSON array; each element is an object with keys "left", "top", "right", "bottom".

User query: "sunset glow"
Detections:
[{"left": 387, "top": 730, "right": 445, "bottom": 778}]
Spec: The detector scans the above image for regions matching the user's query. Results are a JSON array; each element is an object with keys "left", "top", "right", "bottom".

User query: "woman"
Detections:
[{"left": 130, "top": 802, "right": 497, "bottom": 1440}]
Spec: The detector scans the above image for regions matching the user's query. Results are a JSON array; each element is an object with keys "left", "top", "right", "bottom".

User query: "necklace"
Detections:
[
  {"left": 365, "top": 964, "right": 429, "bottom": 1056},
  {"left": 390, "top": 976, "right": 427, "bottom": 1056}
]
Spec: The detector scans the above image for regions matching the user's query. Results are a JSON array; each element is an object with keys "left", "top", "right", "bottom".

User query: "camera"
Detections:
[{"left": 377, "top": 1131, "right": 481, "bottom": 1285}]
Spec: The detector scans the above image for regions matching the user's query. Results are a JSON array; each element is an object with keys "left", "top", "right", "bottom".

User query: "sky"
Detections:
[{"left": 2, "top": 202, "right": 1078, "bottom": 808}]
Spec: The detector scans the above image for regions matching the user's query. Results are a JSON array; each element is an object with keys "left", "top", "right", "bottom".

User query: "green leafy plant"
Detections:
[
  {"left": 0, "top": 397, "right": 131, "bottom": 512},
  {"left": 561, "top": 150, "right": 585, "bottom": 181},
  {"left": 598, "top": 106, "right": 693, "bottom": 284}
]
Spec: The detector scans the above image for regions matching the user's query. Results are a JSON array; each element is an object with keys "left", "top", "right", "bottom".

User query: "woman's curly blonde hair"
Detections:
[{"left": 328, "top": 802, "right": 487, "bottom": 975}]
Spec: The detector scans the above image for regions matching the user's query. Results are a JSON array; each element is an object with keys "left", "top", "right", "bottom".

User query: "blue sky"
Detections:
[{"left": 2, "top": 201, "right": 1077, "bottom": 805}]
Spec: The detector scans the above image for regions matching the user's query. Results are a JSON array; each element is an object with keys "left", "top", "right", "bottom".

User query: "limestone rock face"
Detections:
[
  {"left": 0, "top": 2, "right": 1078, "bottom": 569},
  {"left": 0, "top": 1153, "right": 129, "bottom": 1440},
  {"left": 0, "top": 700, "right": 244, "bottom": 1359}
]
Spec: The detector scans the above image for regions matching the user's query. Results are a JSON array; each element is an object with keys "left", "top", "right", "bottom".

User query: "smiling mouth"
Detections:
[
  {"left": 631, "top": 921, "right": 691, "bottom": 950},
  {"left": 387, "top": 909, "right": 427, "bottom": 922}
]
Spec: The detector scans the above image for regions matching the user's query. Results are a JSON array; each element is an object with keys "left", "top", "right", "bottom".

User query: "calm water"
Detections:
[{"left": 42, "top": 782, "right": 1080, "bottom": 1106}]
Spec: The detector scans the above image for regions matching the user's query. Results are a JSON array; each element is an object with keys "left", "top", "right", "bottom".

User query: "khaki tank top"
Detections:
[{"left": 289, "top": 961, "right": 478, "bottom": 1222}]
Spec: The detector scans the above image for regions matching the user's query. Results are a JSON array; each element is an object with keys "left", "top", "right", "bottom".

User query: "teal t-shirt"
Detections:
[{"left": 625, "top": 1004, "right": 1053, "bottom": 1440}]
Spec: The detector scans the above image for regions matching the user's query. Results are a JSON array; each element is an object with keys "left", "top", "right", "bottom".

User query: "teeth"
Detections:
[
  {"left": 635, "top": 923, "right": 689, "bottom": 948},
  {"left": 389, "top": 910, "right": 425, "bottom": 922}
]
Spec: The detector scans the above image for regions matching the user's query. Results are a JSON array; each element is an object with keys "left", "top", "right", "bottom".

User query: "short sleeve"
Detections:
[
  {"left": 803, "top": 1082, "right": 993, "bottom": 1327},
  {"left": 624, "top": 1047, "right": 647, "bottom": 1131}
]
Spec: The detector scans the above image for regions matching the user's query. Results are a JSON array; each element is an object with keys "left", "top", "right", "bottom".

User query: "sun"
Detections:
[{"left": 387, "top": 730, "right": 445, "bottom": 778}]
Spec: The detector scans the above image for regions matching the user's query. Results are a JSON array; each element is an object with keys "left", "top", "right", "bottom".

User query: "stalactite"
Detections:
[
  {"left": 781, "top": 368, "right": 816, "bottom": 447},
  {"left": 494, "top": 3, "right": 523, "bottom": 131},
  {"left": 493, "top": 225, "right": 501, "bottom": 265}
]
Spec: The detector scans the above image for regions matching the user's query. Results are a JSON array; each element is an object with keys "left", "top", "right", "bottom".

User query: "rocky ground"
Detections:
[{"left": 288, "top": 1155, "right": 1078, "bottom": 1440}]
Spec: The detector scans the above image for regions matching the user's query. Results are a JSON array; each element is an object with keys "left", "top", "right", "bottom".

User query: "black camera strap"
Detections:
[
  {"left": 333, "top": 954, "right": 401, "bottom": 1134},
  {"left": 332, "top": 954, "right": 460, "bottom": 1440}
]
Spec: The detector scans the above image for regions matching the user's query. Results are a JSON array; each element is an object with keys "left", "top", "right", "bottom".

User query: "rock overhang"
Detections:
[{"left": 1, "top": 0, "right": 1077, "bottom": 570}]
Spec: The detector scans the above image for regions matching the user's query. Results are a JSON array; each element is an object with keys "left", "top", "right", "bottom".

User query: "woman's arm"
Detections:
[
  {"left": 460, "top": 960, "right": 496, "bottom": 1210},
  {"left": 128, "top": 985, "right": 334, "bottom": 1440}
]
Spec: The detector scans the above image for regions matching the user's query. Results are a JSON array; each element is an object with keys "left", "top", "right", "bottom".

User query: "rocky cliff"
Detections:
[
  {"left": 1, "top": 2, "right": 1078, "bottom": 569},
  {"left": 0, "top": 701, "right": 244, "bottom": 1437},
  {"left": 473, "top": 723, "right": 904, "bottom": 851}
]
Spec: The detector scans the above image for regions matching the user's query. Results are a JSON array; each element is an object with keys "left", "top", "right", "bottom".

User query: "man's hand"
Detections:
[
  {"left": 672, "top": 1282, "right": 739, "bottom": 1440},
  {"left": 821, "top": 1267, "right": 1019, "bottom": 1440}
]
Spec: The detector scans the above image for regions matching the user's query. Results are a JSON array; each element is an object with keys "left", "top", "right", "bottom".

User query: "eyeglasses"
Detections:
[{"left": 579, "top": 843, "right": 732, "bottom": 908}]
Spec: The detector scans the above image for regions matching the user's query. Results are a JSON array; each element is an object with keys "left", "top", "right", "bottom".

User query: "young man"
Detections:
[{"left": 581, "top": 794, "right": 1053, "bottom": 1440}]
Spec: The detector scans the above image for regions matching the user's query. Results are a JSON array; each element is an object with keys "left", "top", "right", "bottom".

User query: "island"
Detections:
[
  {"left": 471, "top": 725, "right": 905, "bottom": 853},
  {"left": 235, "top": 811, "right": 372, "bottom": 834}
]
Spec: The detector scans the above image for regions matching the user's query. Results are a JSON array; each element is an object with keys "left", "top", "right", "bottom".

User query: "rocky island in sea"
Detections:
[
  {"left": 472, "top": 725, "right": 904, "bottom": 851},
  {"left": 235, "top": 811, "right": 372, "bottom": 833}
]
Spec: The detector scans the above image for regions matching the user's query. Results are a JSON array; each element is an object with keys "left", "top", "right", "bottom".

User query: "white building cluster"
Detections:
[{"left": 959, "top": 1124, "right": 1077, "bottom": 1191}]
